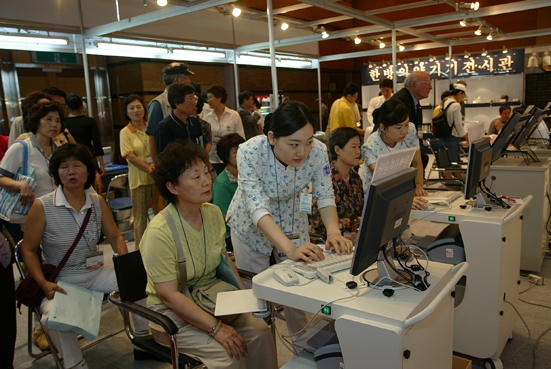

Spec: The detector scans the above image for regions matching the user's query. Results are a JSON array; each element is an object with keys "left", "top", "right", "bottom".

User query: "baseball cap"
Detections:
[{"left": 162, "top": 62, "right": 195, "bottom": 76}]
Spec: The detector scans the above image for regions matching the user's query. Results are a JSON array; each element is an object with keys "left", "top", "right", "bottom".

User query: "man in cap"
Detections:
[{"left": 145, "top": 62, "right": 194, "bottom": 164}]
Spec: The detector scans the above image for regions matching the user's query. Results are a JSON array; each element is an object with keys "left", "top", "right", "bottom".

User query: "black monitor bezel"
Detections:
[
  {"left": 349, "top": 168, "right": 417, "bottom": 276},
  {"left": 512, "top": 108, "right": 545, "bottom": 149},
  {"left": 491, "top": 113, "right": 531, "bottom": 163},
  {"left": 464, "top": 137, "right": 492, "bottom": 201}
]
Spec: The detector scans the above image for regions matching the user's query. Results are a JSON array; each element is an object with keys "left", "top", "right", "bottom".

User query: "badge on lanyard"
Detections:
[
  {"left": 299, "top": 193, "right": 313, "bottom": 214},
  {"left": 213, "top": 136, "right": 220, "bottom": 143},
  {"left": 146, "top": 155, "right": 154, "bottom": 165},
  {"left": 286, "top": 233, "right": 302, "bottom": 248},
  {"left": 86, "top": 250, "right": 104, "bottom": 269}
]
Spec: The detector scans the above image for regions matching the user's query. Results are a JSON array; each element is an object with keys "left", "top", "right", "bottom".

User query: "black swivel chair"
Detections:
[{"left": 109, "top": 251, "right": 205, "bottom": 369}]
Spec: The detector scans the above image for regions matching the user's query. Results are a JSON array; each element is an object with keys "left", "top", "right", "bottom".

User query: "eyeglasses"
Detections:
[
  {"left": 416, "top": 80, "right": 432, "bottom": 87},
  {"left": 185, "top": 96, "right": 199, "bottom": 104}
]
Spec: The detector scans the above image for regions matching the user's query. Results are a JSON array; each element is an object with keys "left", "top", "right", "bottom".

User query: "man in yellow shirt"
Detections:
[{"left": 328, "top": 83, "right": 365, "bottom": 136}]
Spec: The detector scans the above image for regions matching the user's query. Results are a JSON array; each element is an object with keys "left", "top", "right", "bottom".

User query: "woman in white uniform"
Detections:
[{"left": 227, "top": 101, "right": 353, "bottom": 334}]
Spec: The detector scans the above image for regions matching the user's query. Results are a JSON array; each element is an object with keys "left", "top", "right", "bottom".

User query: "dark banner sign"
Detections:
[{"left": 361, "top": 49, "right": 524, "bottom": 85}]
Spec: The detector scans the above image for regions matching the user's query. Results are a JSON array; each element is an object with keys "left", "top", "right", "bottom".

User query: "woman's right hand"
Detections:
[
  {"left": 41, "top": 281, "right": 67, "bottom": 300},
  {"left": 18, "top": 182, "right": 34, "bottom": 207},
  {"left": 213, "top": 323, "right": 247, "bottom": 360},
  {"left": 288, "top": 243, "right": 324, "bottom": 262}
]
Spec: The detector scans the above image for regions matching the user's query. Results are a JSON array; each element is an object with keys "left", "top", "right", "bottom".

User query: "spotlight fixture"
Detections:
[
  {"left": 460, "top": 19, "right": 467, "bottom": 27},
  {"left": 354, "top": 37, "right": 361, "bottom": 45},
  {"left": 464, "top": 50, "right": 471, "bottom": 58},
  {"left": 232, "top": 7, "right": 241, "bottom": 17},
  {"left": 313, "top": 26, "right": 329, "bottom": 38},
  {"left": 397, "top": 59, "right": 403, "bottom": 65},
  {"left": 445, "top": 53, "right": 450, "bottom": 60},
  {"left": 414, "top": 58, "right": 419, "bottom": 65},
  {"left": 429, "top": 55, "right": 435, "bottom": 62},
  {"left": 481, "top": 49, "right": 487, "bottom": 56},
  {"left": 382, "top": 60, "right": 387, "bottom": 67},
  {"left": 157, "top": 0, "right": 167, "bottom": 6},
  {"left": 486, "top": 33, "right": 493, "bottom": 40},
  {"left": 474, "top": 26, "right": 482, "bottom": 36},
  {"left": 281, "top": 22, "right": 289, "bottom": 31},
  {"left": 368, "top": 61, "right": 373, "bottom": 68},
  {"left": 502, "top": 45, "right": 508, "bottom": 54},
  {"left": 399, "top": 44, "right": 405, "bottom": 52},
  {"left": 456, "top": 2, "right": 480, "bottom": 11},
  {"left": 379, "top": 40, "right": 385, "bottom": 49}
]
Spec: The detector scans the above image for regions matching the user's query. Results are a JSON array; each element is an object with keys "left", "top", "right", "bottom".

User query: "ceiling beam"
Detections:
[
  {"left": 84, "top": 0, "right": 235, "bottom": 37},
  {"left": 296, "top": 0, "right": 395, "bottom": 28},
  {"left": 236, "top": 24, "right": 388, "bottom": 52},
  {"left": 395, "top": 0, "right": 551, "bottom": 29},
  {"left": 250, "top": 3, "right": 312, "bottom": 19},
  {"left": 364, "top": 0, "right": 440, "bottom": 16},
  {"left": 298, "top": 15, "right": 352, "bottom": 28}
]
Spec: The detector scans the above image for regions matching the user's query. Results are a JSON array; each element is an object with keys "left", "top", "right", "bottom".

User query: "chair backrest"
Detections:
[
  {"left": 112, "top": 251, "right": 148, "bottom": 302},
  {"left": 14, "top": 240, "right": 43, "bottom": 279},
  {"left": 106, "top": 174, "right": 130, "bottom": 203}
]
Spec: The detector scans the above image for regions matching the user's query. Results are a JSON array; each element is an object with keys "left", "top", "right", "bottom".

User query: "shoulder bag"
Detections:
[
  {"left": 0, "top": 140, "right": 36, "bottom": 222},
  {"left": 14, "top": 208, "right": 92, "bottom": 309}
]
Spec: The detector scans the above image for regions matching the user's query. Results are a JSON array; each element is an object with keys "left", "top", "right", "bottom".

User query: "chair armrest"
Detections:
[
  {"left": 108, "top": 291, "right": 179, "bottom": 335},
  {"left": 236, "top": 268, "right": 257, "bottom": 281}
]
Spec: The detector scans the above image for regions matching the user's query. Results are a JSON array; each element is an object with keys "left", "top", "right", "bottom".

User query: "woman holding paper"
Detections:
[
  {"left": 359, "top": 99, "right": 428, "bottom": 210},
  {"left": 21, "top": 143, "right": 148, "bottom": 369}
]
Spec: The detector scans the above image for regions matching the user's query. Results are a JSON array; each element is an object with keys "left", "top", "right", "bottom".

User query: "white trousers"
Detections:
[
  {"left": 40, "top": 266, "right": 149, "bottom": 368},
  {"left": 231, "top": 231, "right": 310, "bottom": 336}
]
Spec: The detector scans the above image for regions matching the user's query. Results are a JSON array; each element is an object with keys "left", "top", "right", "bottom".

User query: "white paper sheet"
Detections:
[
  {"left": 372, "top": 147, "right": 416, "bottom": 183},
  {"left": 215, "top": 289, "right": 263, "bottom": 316},
  {"left": 48, "top": 281, "right": 103, "bottom": 341}
]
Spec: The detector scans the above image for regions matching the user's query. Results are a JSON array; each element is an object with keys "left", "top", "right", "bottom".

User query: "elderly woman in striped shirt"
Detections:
[{"left": 20, "top": 143, "right": 148, "bottom": 369}]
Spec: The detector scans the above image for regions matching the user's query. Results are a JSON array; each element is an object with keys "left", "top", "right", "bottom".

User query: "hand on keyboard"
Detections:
[
  {"left": 326, "top": 233, "right": 354, "bottom": 255},
  {"left": 412, "top": 196, "right": 429, "bottom": 210},
  {"left": 288, "top": 242, "right": 325, "bottom": 263}
]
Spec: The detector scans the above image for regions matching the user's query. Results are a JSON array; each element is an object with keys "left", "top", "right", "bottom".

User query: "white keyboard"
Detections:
[
  {"left": 424, "top": 191, "right": 462, "bottom": 206},
  {"left": 286, "top": 253, "right": 354, "bottom": 279}
]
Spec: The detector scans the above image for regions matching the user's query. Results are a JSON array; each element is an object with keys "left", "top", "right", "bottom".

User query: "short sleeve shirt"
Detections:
[
  {"left": 140, "top": 203, "right": 226, "bottom": 306},
  {"left": 359, "top": 123, "right": 419, "bottom": 191},
  {"left": 227, "top": 136, "right": 335, "bottom": 256},
  {"left": 119, "top": 123, "right": 154, "bottom": 190}
]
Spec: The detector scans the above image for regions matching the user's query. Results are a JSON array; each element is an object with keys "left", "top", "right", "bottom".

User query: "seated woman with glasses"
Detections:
[
  {"left": 359, "top": 99, "right": 428, "bottom": 210},
  {"left": 140, "top": 141, "right": 276, "bottom": 369}
]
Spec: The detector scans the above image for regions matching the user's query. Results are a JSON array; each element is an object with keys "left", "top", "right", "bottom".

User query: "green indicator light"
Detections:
[
  {"left": 321, "top": 306, "right": 331, "bottom": 315},
  {"left": 449, "top": 216, "right": 456, "bottom": 222}
]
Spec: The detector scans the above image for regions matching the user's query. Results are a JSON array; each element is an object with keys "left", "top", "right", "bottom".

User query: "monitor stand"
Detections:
[{"left": 361, "top": 250, "right": 415, "bottom": 288}]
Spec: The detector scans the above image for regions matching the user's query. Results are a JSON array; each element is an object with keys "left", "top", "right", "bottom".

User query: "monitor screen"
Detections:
[
  {"left": 491, "top": 113, "right": 531, "bottom": 163},
  {"left": 464, "top": 137, "right": 492, "bottom": 205},
  {"left": 350, "top": 168, "right": 417, "bottom": 276},
  {"left": 512, "top": 108, "right": 544, "bottom": 149}
]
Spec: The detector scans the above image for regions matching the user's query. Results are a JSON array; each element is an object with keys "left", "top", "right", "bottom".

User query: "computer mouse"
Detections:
[
  {"left": 273, "top": 268, "right": 300, "bottom": 287},
  {"left": 424, "top": 204, "right": 436, "bottom": 211}
]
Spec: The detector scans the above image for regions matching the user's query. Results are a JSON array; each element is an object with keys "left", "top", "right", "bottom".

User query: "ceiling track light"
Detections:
[
  {"left": 502, "top": 45, "right": 508, "bottom": 54},
  {"left": 398, "top": 44, "right": 405, "bottom": 52},
  {"left": 280, "top": 22, "right": 289, "bottom": 31},
  {"left": 481, "top": 49, "right": 487, "bottom": 56},
  {"left": 232, "top": 7, "right": 241, "bottom": 17},
  {"left": 464, "top": 50, "right": 471, "bottom": 58},
  {"left": 460, "top": 19, "right": 467, "bottom": 27},
  {"left": 397, "top": 59, "right": 403, "bottom": 65},
  {"left": 382, "top": 60, "right": 387, "bottom": 67},
  {"left": 314, "top": 26, "right": 329, "bottom": 39},
  {"left": 414, "top": 58, "right": 419, "bottom": 65},
  {"left": 445, "top": 53, "right": 450, "bottom": 60},
  {"left": 474, "top": 26, "right": 482, "bottom": 36},
  {"left": 157, "top": 0, "right": 167, "bottom": 6},
  {"left": 456, "top": 2, "right": 479, "bottom": 11},
  {"left": 354, "top": 37, "right": 361, "bottom": 45},
  {"left": 378, "top": 40, "right": 385, "bottom": 49},
  {"left": 429, "top": 55, "right": 435, "bottom": 62}
]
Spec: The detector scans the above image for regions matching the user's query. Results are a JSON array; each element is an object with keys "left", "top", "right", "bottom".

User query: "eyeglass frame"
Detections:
[
  {"left": 185, "top": 96, "right": 199, "bottom": 104},
  {"left": 415, "top": 80, "right": 432, "bottom": 87}
]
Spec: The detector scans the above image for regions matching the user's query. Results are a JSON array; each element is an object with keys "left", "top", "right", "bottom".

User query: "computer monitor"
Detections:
[
  {"left": 350, "top": 168, "right": 417, "bottom": 287},
  {"left": 464, "top": 137, "right": 493, "bottom": 207},
  {"left": 512, "top": 108, "right": 544, "bottom": 149},
  {"left": 491, "top": 113, "right": 532, "bottom": 163}
]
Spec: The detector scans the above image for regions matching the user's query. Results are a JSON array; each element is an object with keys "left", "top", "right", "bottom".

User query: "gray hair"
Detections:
[
  {"left": 404, "top": 71, "right": 428, "bottom": 88},
  {"left": 163, "top": 73, "right": 185, "bottom": 87}
]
